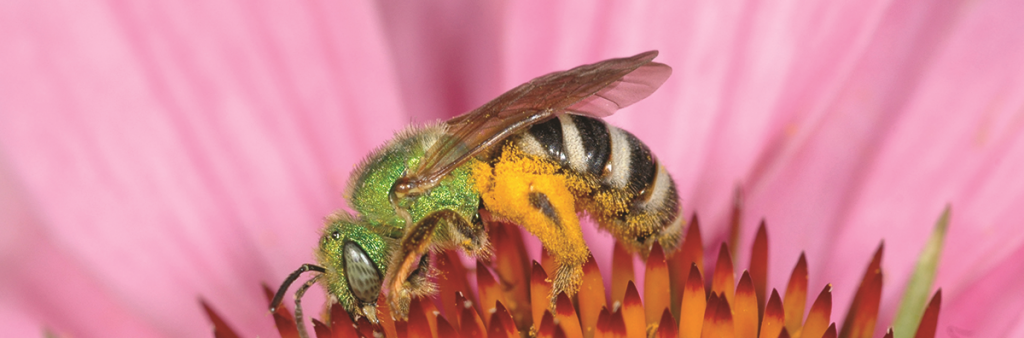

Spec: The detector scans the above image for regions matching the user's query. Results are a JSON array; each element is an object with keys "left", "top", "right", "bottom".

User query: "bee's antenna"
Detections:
[
  {"left": 294, "top": 274, "right": 322, "bottom": 338},
  {"left": 270, "top": 264, "right": 326, "bottom": 313}
]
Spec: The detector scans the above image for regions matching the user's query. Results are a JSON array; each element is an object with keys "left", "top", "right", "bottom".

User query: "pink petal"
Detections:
[
  {"left": 376, "top": 1, "right": 507, "bottom": 122},
  {"left": 494, "top": 1, "right": 1024, "bottom": 334},
  {"left": 0, "top": 1, "right": 405, "bottom": 336},
  {"left": 4, "top": 1, "right": 1023, "bottom": 337},
  {"left": 731, "top": 0, "right": 1024, "bottom": 334},
  {"left": 942, "top": 243, "right": 1024, "bottom": 338}
]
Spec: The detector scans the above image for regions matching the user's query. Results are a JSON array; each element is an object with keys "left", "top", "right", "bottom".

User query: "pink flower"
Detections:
[{"left": 1, "top": 1, "right": 1021, "bottom": 337}]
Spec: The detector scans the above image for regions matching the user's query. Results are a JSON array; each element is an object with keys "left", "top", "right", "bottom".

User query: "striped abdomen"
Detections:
[{"left": 506, "top": 114, "right": 683, "bottom": 254}]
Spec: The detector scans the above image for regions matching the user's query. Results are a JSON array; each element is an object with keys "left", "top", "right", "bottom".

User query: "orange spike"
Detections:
[
  {"left": 328, "top": 301, "right": 357, "bottom": 338},
  {"left": 366, "top": 292, "right": 397, "bottom": 338},
  {"left": 453, "top": 291, "right": 472, "bottom": 327},
  {"left": 488, "top": 303, "right": 514, "bottom": 338},
  {"left": 579, "top": 254, "right": 608, "bottom": 338},
  {"left": 277, "top": 314, "right": 301, "bottom": 338},
  {"left": 801, "top": 285, "right": 832, "bottom": 338},
  {"left": 200, "top": 300, "right": 242, "bottom": 338},
  {"left": 407, "top": 298, "right": 433, "bottom": 338},
  {"left": 437, "top": 250, "right": 473, "bottom": 324},
  {"left": 777, "top": 328, "right": 790, "bottom": 338},
  {"left": 459, "top": 292, "right": 487, "bottom": 338},
  {"left": 531, "top": 261, "right": 553, "bottom": 328},
  {"left": 645, "top": 242, "right": 671, "bottom": 328},
  {"left": 354, "top": 317, "right": 375, "bottom": 338},
  {"left": 594, "top": 307, "right": 612, "bottom": 338},
  {"left": 555, "top": 293, "right": 585, "bottom": 338},
  {"left": 621, "top": 282, "right": 646, "bottom": 338},
  {"left": 882, "top": 328, "right": 894, "bottom": 338},
  {"left": 679, "top": 264, "right": 706, "bottom": 338},
  {"left": 734, "top": 272, "right": 759, "bottom": 338},
  {"left": 783, "top": 253, "right": 808, "bottom": 334},
  {"left": 477, "top": 261, "right": 509, "bottom": 322},
  {"left": 728, "top": 187, "right": 743, "bottom": 259},
  {"left": 436, "top": 315, "right": 460, "bottom": 338},
  {"left": 860, "top": 243, "right": 884, "bottom": 288},
  {"left": 450, "top": 303, "right": 464, "bottom": 333},
  {"left": 710, "top": 295, "right": 736, "bottom": 338},
  {"left": 395, "top": 320, "right": 407, "bottom": 338},
  {"left": 271, "top": 311, "right": 299, "bottom": 338},
  {"left": 712, "top": 243, "right": 736, "bottom": 306},
  {"left": 655, "top": 308, "right": 678, "bottom": 338},
  {"left": 839, "top": 243, "right": 883, "bottom": 338},
  {"left": 821, "top": 324, "right": 837, "bottom": 338},
  {"left": 670, "top": 214, "right": 704, "bottom": 317},
  {"left": 758, "top": 289, "right": 784, "bottom": 338},
  {"left": 262, "top": 284, "right": 294, "bottom": 320},
  {"left": 554, "top": 326, "right": 569, "bottom": 338},
  {"left": 612, "top": 242, "right": 636, "bottom": 306},
  {"left": 374, "top": 292, "right": 397, "bottom": 338},
  {"left": 608, "top": 308, "right": 629, "bottom": 338},
  {"left": 840, "top": 271, "right": 883, "bottom": 338},
  {"left": 420, "top": 297, "right": 440, "bottom": 337},
  {"left": 488, "top": 223, "right": 532, "bottom": 329},
  {"left": 494, "top": 301, "right": 521, "bottom": 337},
  {"left": 749, "top": 221, "right": 768, "bottom": 318},
  {"left": 914, "top": 290, "right": 942, "bottom": 338},
  {"left": 542, "top": 247, "right": 558, "bottom": 280},
  {"left": 488, "top": 312, "right": 509, "bottom": 338},
  {"left": 537, "top": 310, "right": 556, "bottom": 338},
  {"left": 260, "top": 286, "right": 299, "bottom": 338},
  {"left": 700, "top": 293, "right": 721, "bottom": 338},
  {"left": 311, "top": 318, "right": 332, "bottom": 338}
]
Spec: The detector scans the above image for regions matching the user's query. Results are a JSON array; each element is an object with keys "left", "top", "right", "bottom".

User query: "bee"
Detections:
[{"left": 271, "top": 51, "right": 684, "bottom": 336}]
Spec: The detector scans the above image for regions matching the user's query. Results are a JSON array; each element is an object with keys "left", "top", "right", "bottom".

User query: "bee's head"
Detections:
[
  {"left": 270, "top": 211, "right": 392, "bottom": 324},
  {"left": 314, "top": 211, "right": 392, "bottom": 322}
]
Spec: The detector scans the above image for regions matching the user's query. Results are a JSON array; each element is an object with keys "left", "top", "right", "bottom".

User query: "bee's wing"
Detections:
[{"left": 406, "top": 50, "right": 672, "bottom": 190}]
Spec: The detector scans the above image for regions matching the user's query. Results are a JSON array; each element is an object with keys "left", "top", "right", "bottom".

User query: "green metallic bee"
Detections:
[{"left": 271, "top": 51, "right": 685, "bottom": 336}]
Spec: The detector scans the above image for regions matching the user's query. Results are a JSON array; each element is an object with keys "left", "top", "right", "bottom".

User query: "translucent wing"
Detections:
[{"left": 391, "top": 51, "right": 672, "bottom": 198}]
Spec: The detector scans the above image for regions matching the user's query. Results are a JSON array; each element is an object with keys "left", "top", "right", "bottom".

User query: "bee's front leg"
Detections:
[{"left": 385, "top": 209, "right": 471, "bottom": 320}]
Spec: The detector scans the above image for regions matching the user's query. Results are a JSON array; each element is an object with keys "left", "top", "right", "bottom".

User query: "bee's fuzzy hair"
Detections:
[
  {"left": 320, "top": 210, "right": 399, "bottom": 252},
  {"left": 342, "top": 121, "right": 448, "bottom": 206}
]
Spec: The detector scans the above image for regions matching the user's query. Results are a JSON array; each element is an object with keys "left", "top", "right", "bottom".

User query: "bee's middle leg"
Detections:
[{"left": 386, "top": 209, "right": 469, "bottom": 319}]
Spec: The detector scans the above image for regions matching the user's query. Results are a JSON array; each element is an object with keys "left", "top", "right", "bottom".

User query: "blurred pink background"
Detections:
[{"left": 2, "top": 1, "right": 1023, "bottom": 337}]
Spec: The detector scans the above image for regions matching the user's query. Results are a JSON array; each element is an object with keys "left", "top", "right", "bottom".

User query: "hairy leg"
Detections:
[
  {"left": 479, "top": 167, "right": 589, "bottom": 305},
  {"left": 385, "top": 209, "right": 474, "bottom": 319}
]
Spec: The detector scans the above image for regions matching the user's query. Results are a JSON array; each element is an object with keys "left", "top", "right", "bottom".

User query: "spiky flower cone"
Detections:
[{"left": 205, "top": 206, "right": 948, "bottom": 338}]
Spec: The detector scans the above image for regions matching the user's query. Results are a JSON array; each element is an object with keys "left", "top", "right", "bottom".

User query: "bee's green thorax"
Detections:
[
  {"left": 348, "top": 127, "right": 481, "bottom": 235},
  {"left": 327, "top": 126, "right": 481, "bottom": 315}
]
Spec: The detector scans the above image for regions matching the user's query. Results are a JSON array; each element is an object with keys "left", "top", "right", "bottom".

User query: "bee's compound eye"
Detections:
[
  {"left": 331, "top": 231, "right": 341, "bottom": 240},
  {"left": 342, "top": 242, "right": 382, "bottom": 304}
]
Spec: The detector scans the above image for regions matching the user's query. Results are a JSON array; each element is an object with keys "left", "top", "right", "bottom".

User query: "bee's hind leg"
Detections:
[
  {"left": 385, "top": 209, "right": 473, "bottom": 320},
  {"left": 526, "top": 189, "right": 589, "bottom": 308},
  {"left": 479, "top": 169, "right": 590, "bottom": 309}
]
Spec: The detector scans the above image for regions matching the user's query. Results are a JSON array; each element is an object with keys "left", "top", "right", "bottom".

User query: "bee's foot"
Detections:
[
  {"left": 359, "top": 304, "right": 380, "bottom": 324},
  {"left": 387, "top": 289, "right": 412, "bottom": 321},
  {"left": 553, "top": 264, "right": 584, "bottom": 293},
  {"left": 549, "top": 263, "right": 585, "bottom": 310}
]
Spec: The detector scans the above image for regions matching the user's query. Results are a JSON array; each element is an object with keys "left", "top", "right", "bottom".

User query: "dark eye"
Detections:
[
  {"left": 342, "top": 242, "right": 382, "bottom": 303},
  {"left": 331, "top": 231, "right": 340, "bottom": 240}
]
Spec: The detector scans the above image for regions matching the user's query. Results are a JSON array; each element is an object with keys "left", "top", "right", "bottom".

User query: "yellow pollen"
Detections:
[{"left": 472, "top": 145, "right": 591, "bottom": 269}]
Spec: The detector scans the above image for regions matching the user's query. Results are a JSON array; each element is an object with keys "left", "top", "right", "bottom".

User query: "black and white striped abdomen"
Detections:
[{"left": 510, "top": 114, "right": 684, "bottom": 254}]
